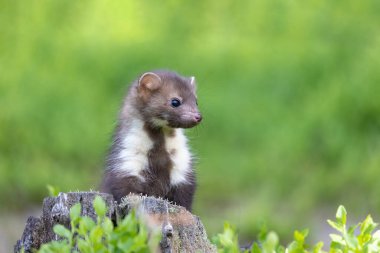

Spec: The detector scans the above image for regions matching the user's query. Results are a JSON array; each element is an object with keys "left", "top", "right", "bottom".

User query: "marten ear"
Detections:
[
  {"left": 138, "top": 72, "right": 162, "bottom": 91},
  {"left": 189, "top": 76, "right": 197, "bottom": 92}
]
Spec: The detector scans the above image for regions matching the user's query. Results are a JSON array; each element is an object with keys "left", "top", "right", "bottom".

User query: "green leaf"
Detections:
[
  {"left": 212, "top": 222, "right": 241, "bottom": 253},
  {"left": 329, "top": 234, "right": 345, "bottom": 245},
  {"left": 330, "top": 242, "right": 344, "bottom": 253},
  {"left": 287, "top": 241, "right": 299, "bottom": 253},
  {"left": 312, "top": 241, "right": 324, "bottom": 253},
  {"left": 90, "top": 226, "right": 103, "bottom": 245},
  {"left": 257, "top": 222, "right": 268, "bottom": 243},
  {"left": 277, "top": 245, "right": 286, "bottom": 253},
  {"left": 343, "top": 232, "right": 358, "bottom": 249},
  {"left": 77, "top": 238, "right": 91, "bottom": 253},
  {"left": 360, "top": 215, "right": 378, "bottom": 236},
  {"left": 336, "top": 205, "right": 347, "bottom": 225},
  {"left": 93, "top": 196, "right": 107, "bottom": 217},
  {"left": 262, "top": 231, "right": 279, "bottom": 253},
  {"left": 117, "top": 239, "right": 133, "bottom": 251},
  {"left": 301, "top": 229, "right": 309, "bottom": 237},
  {"left": 327, "top": 220, "right": 343, "bottom": 232},
  {"left": 251, "top": 242, "right": 262, "bottom": 253},
  {"left": 46, "top": 185, "right": 60, "bottom": 197},
  {"left": 102, "top": 217, "right": 114, "bottom": 234},
  {"left": 347, "top": 224, "right": 359, "bottom": 235},
  {"left": 294, "top": 229, "right": 308, "bottom": 243},
  {"left": 53, "top": 224, "right": 72, "bottom": 239},
  {"left": 70, "top": 203, "right": 81, "bottom": 222},
  {"left": 78, "top": 216, "right": 95, "bottom": 235},
  {"left": 38, "top": 240, "right": 71, "bottom": 253}
]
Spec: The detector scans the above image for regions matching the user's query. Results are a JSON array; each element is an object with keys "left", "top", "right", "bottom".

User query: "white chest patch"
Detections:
[
  {"left": 116, "top": 119, "right": 153, "bottom": 179},
  {"left": 165, "top": 129, "right": 192, "bottom": 185},
  {"left": 116, "top": 120, "right": 191, "bottom": 185}
]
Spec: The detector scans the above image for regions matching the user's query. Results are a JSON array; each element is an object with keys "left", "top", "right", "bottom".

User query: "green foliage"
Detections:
[
  {"left": 213, "top": 223, "right": 241, "bottom": 253},
  {"left": 327, "top": 205, "right": 380, "bottom": 253},
  {"left": 213, "top": 206, "right": 380, "bottom": 253},
  {"left": 37, "top": 203, "right": 379, "bottom": 253},
  {"left": 38, "top": 196, "right": 155, "bottom": 253}
]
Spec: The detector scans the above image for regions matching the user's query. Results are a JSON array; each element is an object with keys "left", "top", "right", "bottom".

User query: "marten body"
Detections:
[{"left": 101, "top": 71, "right": 202, "bottom": 210}]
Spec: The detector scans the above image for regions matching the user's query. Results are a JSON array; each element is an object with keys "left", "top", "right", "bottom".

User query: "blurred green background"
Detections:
[{"left": 1, "top": 0, "right": 380, "bottom": 250}]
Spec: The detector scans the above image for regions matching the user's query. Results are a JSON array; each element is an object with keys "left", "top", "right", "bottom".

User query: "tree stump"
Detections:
[{"left": 14, "top": 192, "right": 216, "bottom": 253}]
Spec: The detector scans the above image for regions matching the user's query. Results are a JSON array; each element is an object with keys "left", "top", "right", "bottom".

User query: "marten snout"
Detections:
[
  {"left": 192, "top": 112, "right": 202, "bottom": 123},
  {"left": 175, "top": 107, "right": 202, "bottom": 128}
]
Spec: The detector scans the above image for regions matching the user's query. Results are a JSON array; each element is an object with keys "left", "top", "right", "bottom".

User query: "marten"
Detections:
[{"left": 101, "top": 70, "right": 202, "bottom": 211}]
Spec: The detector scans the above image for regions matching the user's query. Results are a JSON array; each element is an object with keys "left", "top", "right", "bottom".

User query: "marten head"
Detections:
[{"left": 135, "top": 71, "right": 202, "bottom": 129}]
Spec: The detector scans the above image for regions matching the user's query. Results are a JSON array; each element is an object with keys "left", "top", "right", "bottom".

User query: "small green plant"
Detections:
[
  {"left": 213, "top": 205, "right": 380, "bottom": 253},
  {"left": 46, "top": 185, "right": 60, "bottom": 197},
  {"left": 38, "top": 196, "right": 157, "bottom": 253},
  {"left": 38, "top": 203, "right": 380, "bottom": 253},
  {"left": 327, "top": 205, "right": 380, "bottom": 253},
  {"left": 212, "top": 223, "right": 242, "bottom": 253}
]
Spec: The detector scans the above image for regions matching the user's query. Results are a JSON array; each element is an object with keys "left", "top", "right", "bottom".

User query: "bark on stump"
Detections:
[{"left": 14, "top": 192, "right": 216, "bottom": 253}]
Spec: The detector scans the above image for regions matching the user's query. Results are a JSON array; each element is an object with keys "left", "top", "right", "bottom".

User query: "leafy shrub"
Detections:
[
  {"left": 38, "top": 202, "right": 380, "bottom": 253},
  {"left": 213, "top": 206, "right": 380, "bottom": 253},
  {"left": 38, "top": 196, "right": 158, "bottom": 253}
]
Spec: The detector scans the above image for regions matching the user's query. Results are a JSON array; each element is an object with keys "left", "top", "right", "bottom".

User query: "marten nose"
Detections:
[{"left": 194, "top": 113, "right": 202, "bottom": 123}]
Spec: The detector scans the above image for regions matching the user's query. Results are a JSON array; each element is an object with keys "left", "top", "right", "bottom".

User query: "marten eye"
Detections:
[{"left": 170, "top": 98, "right": 181, "bottom": 108}]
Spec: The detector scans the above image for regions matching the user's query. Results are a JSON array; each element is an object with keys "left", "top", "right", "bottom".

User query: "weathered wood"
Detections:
[
  {"left": 121, "top": 194, "right": 216, "bottom": 253},
  {"left": 14, "top": 192, "right": 216, "bottom": 253}
]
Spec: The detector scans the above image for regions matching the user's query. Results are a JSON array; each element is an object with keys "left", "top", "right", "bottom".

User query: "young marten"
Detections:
[{"left": 101, "top": 70, "right": 202, "bottom": 211}]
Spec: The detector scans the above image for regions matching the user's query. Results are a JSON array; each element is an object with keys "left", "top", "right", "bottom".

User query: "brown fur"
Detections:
[{"left": 101, "top": 70, "right": 201, "bottom": 210}]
